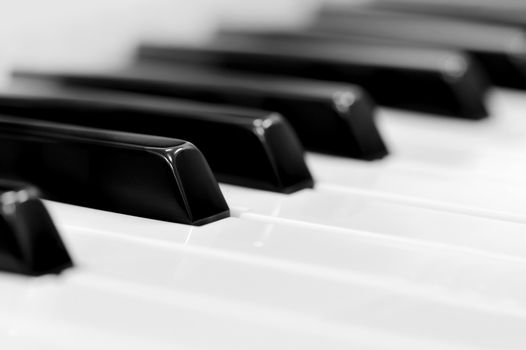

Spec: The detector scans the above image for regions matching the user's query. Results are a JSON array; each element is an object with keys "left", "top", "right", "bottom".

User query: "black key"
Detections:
[
  {"left": 1, "top": 76, "right": 314, "bottom": 193},
  {"left": 0, "top": 180, "right": 73, "bottom": 276},
  {"left": 314, "top": 6, "right": 526, "bottom": 89},
  {"left": 0, "top": 116, "right": 229, "bottom": 226},
  {"left": 14, "top": 66, "right": 387, "bottom": 160},
  {"left": 368, "top": 1, "right": 526, "bottom": 28},
  {"left": 137, "top": 39, "right": 488, "bottom": 119}
]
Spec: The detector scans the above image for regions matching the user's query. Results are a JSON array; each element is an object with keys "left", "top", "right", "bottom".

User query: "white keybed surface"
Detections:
[{"left": 3, "top": 0, "right": 526, "bottom": 349}]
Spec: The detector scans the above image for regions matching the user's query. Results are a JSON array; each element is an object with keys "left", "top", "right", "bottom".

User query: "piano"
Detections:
[{"left": 2, "top": 0, "right": 526, "bottom": 349}]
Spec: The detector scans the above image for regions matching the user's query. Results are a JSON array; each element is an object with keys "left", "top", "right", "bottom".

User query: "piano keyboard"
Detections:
[{"left": 3, "top": 0, "right": 526, "bottom": 349}]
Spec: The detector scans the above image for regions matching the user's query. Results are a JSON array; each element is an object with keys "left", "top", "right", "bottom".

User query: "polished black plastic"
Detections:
[
  {"left": 1, "top": 77, "right": 314, "bottom": 193},
  {"left": 314, "top": 6, "right": 526, "bottom": 89},
  {"left": 14, "top": 66, "right": 388, "bottom": 160},
  {"left": 0, "top": 180, "right": 73, "bottom": 275},
  {"left": 369, "top": 1, "right": 526, "bottom": 28},
  {"left": 137, "top": 39, "right": 488, "bottom": 119},
  {"left": 0, "top": 116, "right": 229, "bottom": 225}
]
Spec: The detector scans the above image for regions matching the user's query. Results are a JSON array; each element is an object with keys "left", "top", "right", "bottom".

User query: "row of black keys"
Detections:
[{"left": 2, "top": 2, "right": 526, "bottom": 275}]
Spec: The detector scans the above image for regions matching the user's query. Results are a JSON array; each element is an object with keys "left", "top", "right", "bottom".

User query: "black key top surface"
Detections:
[
  {"left": 0, "top": 116, "right": 229, "bottom": 225},
  {"left": 369, "top": 1, "right": 526, "bottom": 28},
  {"left": 314, "top": 6, "right": 526, "bottom": 89},
  {"left": 137, "top": 40, "right": 488, "bottom": 119},
  {"left": 0, "top": 180, "right": 73, "bottom": 276},
  {"left": 1, "top": 77, "right": 314, "bottom": 193},
  {"left": 14, "top": 66, "right": 387, "bottom": 159}
]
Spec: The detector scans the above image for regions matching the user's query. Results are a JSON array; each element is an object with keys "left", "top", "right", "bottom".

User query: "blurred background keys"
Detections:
[
  {"left": 0, "top": 181, "right": 72, "bottom": 276},
  {"left": 313, "top": 6, "right": 526, "bottom": 89},
  {"left": 138, "top": 40, "right": 488, "bottom": 119},
  {"left": 0, "top": 117, "right": 229, "bottom": 225},
  {"left": 367, "top": 1, "right": 526, "bottom": 28},
  {"left": 0, "top": 76, "right": 313, "bottom": 193},
  {"left": 13, "top": 66, "right": 388, "bottom": 160}
]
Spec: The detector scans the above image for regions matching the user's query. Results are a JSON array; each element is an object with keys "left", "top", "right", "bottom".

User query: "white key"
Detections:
[
  {"left": 382, "top": 89, "right": 526, "bottom": 154},
  {"left": 3, "top": 273, "right": 465, "bottom": 350},
  {"left": 308, "top": 153, "right": 526, "bottom": 221},
  {"left": 372, "top": 89, "right": 526, "bottom": 185},
  {"left": 65, "top": 215, "right": 526, "bottom": 307},
  {"left": 8, "top": 227, "right": 526, "bottom": 350},
  {"left": 44, "top": 201, "right": 526, "bottom": 303},
  {"left": 221, "top": 184, "right": 526, "bottom": 255}
]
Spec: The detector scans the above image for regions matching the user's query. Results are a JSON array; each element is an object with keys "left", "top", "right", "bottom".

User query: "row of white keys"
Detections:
[
  {"left": 220, "top": 90, "right": 526, "bottom": 245},
  {"left": 222, "top": 183, "right": 526, "bottom": 257},
  {"left": 302, "top": 161, "right": 526, "bottom": 222},
  {"left": 0, "top": 273, "right": 466, "bottom": 350},
  {"left": 4, "top": 203, "right": 526, "bottom": 349},
  {"left": 382, "top": 89, "right": 526, "bottom": 153},
  {"left": 220, "top": 93, "right": 526, "bottom": 258},
  {"left": 306, "top": 90, "right": 526, "bottom": 220},
  {"left": 45, "top": 202, "right": 526, "bottom": 300},
  {"left": 368, "top": 89, "right": 526, "bottom": 183}
]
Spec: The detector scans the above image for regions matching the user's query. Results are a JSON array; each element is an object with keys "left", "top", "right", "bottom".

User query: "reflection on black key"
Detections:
[
  {"left": 314, "top": 6, "right": 526, "bottom": 89},
  {"left": 369, "top": 1, "right": 526, "bottom": 28},
  {"left": 137, "top": 40, "right": 488, "bottom": 119},
  {"left": 14, "top": 67, "right": 387, "bottom": 160},
  {"left": 0, "top": 78, "right": 314, "bottom": 193},
  {"left": 0, "top": 180, "right": 73, "bottom": 275},
  {"left": 0, "top": 116, "right": 229, "bottom": 225}
]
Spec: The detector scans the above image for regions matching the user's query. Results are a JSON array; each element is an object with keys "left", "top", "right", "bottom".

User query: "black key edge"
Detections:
[
  {"left": 332, "top": 90, "right": 388, "bottom": 160},
  {"left": 150, "top": 142, "right": 230, "bottom": 226},
  {"left": 254, "top": 114, "right": 315, "bottom": 193},
  {"left": 0, "top": 180, "right": 73, "bottom": 276}
]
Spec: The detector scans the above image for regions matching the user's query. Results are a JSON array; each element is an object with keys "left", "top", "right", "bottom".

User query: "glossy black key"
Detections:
[
  {"left": 14, "top": 67, "right": 387, "bottom": 160},
  {"left": 314, "top": 6, "right": 526, "bottom": 89},
  {"left": 1, "top": 77, "right": 313, "bottom": 193},
  {"left": 0, "top": 180, "right": 73, "bottom": 276},
  {"left": 137, "top": 39, "right": 488, "bottom": 119},
  {"left": 369, "top": 1, "right": 526, "bottom": 28},
  {"left": 0, "top": 116, "right": 229, "bottom": 225}
]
